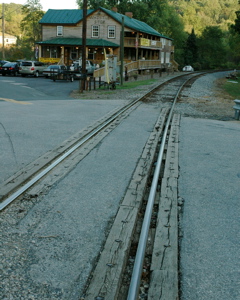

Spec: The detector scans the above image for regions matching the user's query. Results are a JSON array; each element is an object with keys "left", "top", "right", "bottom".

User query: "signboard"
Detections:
[
  {"left": 140, "top": 38, "right": 150, "bottom": 46},
  {"left": 39, "top": 57, "right": 60, "bottom": 64}
]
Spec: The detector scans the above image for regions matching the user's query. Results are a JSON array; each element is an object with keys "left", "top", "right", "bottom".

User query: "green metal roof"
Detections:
[
  {"left": 99, "top": 7, "right": 170, "bottom": 39},
  {"left": 39, "top": 7, "right": 171, "bottom": 39},
  {"left": 37, "top": 37, "right": 119, "bottom": 47},
  {"left": 39, "top": 9, "right": 94, "bottom": 24}
]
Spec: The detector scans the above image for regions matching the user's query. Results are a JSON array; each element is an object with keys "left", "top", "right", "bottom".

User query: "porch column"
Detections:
[
  {"left": 39, "top": 45, "right": 42, "bottom": 60},
  {"left": 135, "top": 32, "right": 139, "bottom": 61},
  {"left": 60, "top": 46, "right": 64, "bottom": 64}
]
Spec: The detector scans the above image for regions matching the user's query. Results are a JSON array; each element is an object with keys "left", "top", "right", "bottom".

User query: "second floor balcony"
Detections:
[{"left": 124, "top": 37, "right": 162, "bottom": 49}]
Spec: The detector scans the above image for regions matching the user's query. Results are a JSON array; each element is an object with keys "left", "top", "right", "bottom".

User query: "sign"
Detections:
[
  {"left": 140, "top": 38, "right": 150, "bottom": 46},
  {"left": 39, "top": 57, "right": 60, "bottom": 63}
]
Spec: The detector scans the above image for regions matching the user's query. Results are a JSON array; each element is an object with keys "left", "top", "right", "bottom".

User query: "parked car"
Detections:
[
  {"left": 43, "top": 65, "right": 67, "bottom": 77},
  {"left": 73, "top": 60, "right": 96, "bottom": 75},
  {"left": 182, "top": 65, "right": 194, "bottom": 72},
  {"left": 19, "top": 60, "right": 46, "bottom": 77},
  {"left": 0, "top": 62, "right": 19, "bottom": 76},
  {"left": 0, "top": 60, "right": 9, "bottom": 67}
]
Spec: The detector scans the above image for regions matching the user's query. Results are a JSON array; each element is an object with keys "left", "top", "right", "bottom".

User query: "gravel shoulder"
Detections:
[
  {"left": 180, "top": 72, "right": 236, "bottom": 120},
  {"left": 71, "top": 71, "right": 236, "bottom": 121}
]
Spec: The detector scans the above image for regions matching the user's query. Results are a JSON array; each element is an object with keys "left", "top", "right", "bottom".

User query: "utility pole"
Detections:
[
  {"left": 80, "top": 0, "right": 87, "bottom": 93},
  {"left": 1, "top": 3, "right": 5, "bottom": 60},
  {"left": 120, "top": 16, "right": 124, "bottom": 85}
]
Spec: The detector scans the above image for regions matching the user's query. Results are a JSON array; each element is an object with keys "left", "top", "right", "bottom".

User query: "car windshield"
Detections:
[
  {"left": 3, "top": 63, "right": 14, "bottom": 67},
  {"left": 21, "top": 62, "right": 32, "bottom": 66}
]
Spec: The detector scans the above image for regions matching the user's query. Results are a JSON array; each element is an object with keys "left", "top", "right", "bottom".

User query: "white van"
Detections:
[{"left": 19, "top": 61, "right": 46, "bottom": 77}]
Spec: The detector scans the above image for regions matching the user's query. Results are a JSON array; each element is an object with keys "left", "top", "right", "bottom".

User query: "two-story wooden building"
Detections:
[{"left": 37, "top": 7, "right": 174, "bottom": 69}]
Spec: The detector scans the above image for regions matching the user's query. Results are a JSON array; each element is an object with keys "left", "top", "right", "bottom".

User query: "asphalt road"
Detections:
[
  {"left": 179, "top": 117, "right": 240, "bottom": 300},
  {"left": 0, "top": 74, "right": 80, "bottom": 101},
  {"left": 0, "top": 75, "right": 128, "bottom": 184}
]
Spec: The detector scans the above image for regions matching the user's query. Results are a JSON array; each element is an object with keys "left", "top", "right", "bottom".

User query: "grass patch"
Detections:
[
  {"left": 119, "top": 78, "right": 157, "bottom": 89},
  {"left": 223, "top": 77, "right": 240, "bottom": 99},
  {"left": 98, "top": 78, "right": 157, "bottom": 91}
]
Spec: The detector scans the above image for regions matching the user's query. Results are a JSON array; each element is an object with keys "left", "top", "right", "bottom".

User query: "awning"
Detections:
[{"left": 37, "top": 37, "right": 119, "bottom": 47}]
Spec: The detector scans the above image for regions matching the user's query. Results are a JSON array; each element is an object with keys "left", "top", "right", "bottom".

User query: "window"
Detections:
[
  {"left": 50, "top": 46, "right": 58, "bottom": 58},
  {"left": 92, "top": 25, "right": 99, "bottom": 38},
  {"left": 70, "top": 47, "right": 78, "bottom": 60},
  {"left": 108, "top": 26, "right": 115, "bottom": 38},
  {"left": 57, "top": 26, "right": 63, "bottom": 36}
]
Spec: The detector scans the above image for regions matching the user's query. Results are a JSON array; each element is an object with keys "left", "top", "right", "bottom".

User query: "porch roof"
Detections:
[{"left": 37, "top": 38, "right": 119, "bottom": 47}]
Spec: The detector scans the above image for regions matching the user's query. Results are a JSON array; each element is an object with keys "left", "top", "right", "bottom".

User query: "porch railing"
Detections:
[
  {"left": 124, "top": 37, "right": 162, "bottom": 48},
  {"left": 93, "top": 59, "right": 165, "bottom": 78}
]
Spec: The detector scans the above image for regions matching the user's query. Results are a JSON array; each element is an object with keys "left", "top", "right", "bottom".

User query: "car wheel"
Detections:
[
  {"left": 34, "top": 71, "right": 39, "bottom": 77},
  {"left": 21, "top": 74, "right": 26, "bottom": 77},
  {"left": 2, "top": 74, "right": 5, "bottom": 76}
]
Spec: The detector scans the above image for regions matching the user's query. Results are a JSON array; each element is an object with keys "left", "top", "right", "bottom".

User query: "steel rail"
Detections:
[
  {"left": 127, "top": 77, "right": 190, "bottom": 300},
  {"left": 0, "top": 99, "right": 141, "bottom": 211}
]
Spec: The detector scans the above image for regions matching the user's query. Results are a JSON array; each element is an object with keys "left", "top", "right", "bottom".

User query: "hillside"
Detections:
[
  {"left": 0, "top": 0, "right": 239, "bottom": 38},
  {"left": 169, "top": 0, "right": 239, "bottom": 34}
]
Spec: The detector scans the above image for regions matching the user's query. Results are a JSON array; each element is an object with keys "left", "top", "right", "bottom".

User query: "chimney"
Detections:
[
  {"left": 125, "top": 12, "right": 133, "bottom": 18},
  {"left": 112, "top": 7, "right": 118, "bottom": 13}
]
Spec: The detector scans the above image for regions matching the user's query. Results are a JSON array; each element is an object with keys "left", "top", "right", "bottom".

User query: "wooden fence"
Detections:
[{"left": 93, "top": 59, "right": 166, "bottom": 78}]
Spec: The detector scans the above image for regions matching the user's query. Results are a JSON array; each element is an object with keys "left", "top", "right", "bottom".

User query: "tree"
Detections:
[
  {"left": 231, "top": 10, "right": 240, "bottom": 34},
  {"left": 20, "top": 0, "right": 44, "bottom": 56},
  {"left": 183, "top": 28, "right": 198, "bottom": 66},
  {"left": 197, "top": 26, "right": 227, "bottom": 69}
]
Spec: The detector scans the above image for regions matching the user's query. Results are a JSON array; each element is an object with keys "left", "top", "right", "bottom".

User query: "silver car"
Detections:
[{"left": 19, "top": 61, "right": 46, "bottom": 77}]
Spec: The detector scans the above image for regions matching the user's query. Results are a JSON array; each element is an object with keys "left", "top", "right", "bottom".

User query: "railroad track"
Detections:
[
  {"left": 0, "top": 72, "right": 202, "bottom": 212},
  {"left": 80, "top": 73, "right": 195, "bottom": 300},
  {"left": 0, "top": 72, "right": 205, "bottom": 299}
]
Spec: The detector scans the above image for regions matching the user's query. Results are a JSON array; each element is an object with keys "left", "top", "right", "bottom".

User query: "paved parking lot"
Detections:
[{"left": 0, "top": 75, "right": 80, "bottom": 101}]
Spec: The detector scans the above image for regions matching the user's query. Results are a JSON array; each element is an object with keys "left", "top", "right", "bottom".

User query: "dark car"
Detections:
[
  {"left": 0, "top": 62, "right": 19, "bottom": 76},
  {"left": 0, "top": 60, "right": 9, "bottom": 67},
  {"left": 43, "top": 65, "right": 66, "bottom": 77}
]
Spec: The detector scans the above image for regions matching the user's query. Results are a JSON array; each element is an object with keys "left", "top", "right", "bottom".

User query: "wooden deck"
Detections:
[{"left": 93, "top": 59, "right": 175, "bottom": 78}]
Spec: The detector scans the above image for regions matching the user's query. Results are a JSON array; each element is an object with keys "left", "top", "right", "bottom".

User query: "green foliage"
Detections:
[
  {"left": 224, "top": 76, "right": 240, "bottom": 98},
  {"left": 0, "top": 1, "right": 44, "bottom": 60},
  {"left": 169, "top": 0, "right": 238, "bottom": 34},
  {"left": 0, "top": 3, "right": 23, "bottom": 36},
  {"left": 228, "top": 27, "right": 240, "bottom": 66},
  {"left": 231, "top": 10, "right": 240, "bottom": 34},
  {"left": 183, "top": 29, "right": 198, "bottom": 66},
  {"left": 197, "top": 26, "right": 227, "bottom": 69},
  {"left": 98, "top": 78, "right": 158, "bottom": 92},
  {"left": 21, "top": 0, "right": 44, "bottom": 47}
]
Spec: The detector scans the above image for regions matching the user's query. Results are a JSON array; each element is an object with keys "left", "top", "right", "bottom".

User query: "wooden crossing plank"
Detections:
[
  {"left": 84, "top": 110, "right": 168, "bottom": 300},
  {"left": 148, "top": 114, "right": 180, "bottom": 300}
]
